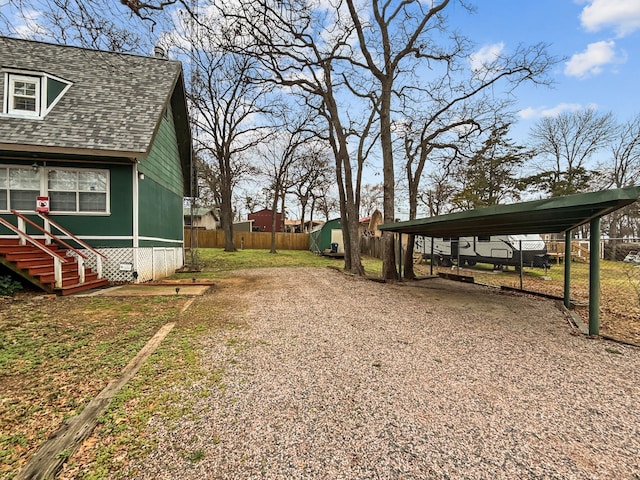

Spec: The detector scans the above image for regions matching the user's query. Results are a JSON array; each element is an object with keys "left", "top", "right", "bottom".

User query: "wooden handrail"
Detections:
[
  {"left": 12, "top": 210, "right": 88, "bottom": 260},
  {"left": 0, "top": 216, "right": 68, "bottom": 262},
  {"left": 35, "top": 212, "right": 107, "bottom": 259}
]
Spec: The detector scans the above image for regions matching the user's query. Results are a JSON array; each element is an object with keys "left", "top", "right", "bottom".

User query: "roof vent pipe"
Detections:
[{"left": 153, "top": 46, "right": 166, "bottom": 58}]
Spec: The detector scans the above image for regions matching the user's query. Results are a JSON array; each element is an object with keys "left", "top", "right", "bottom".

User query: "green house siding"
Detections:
[
  {"left": 139, "top": 105, "right": 184, "bottom": 197},
  {"left": 135, "top": 103, "right": 185, "bottom": 248},
  {"left": 138, "top": 176, "right": 184, "bottom": 247}
]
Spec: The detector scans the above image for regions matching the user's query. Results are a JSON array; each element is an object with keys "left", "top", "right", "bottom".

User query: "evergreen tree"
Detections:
[{"left": 451, "top": 124, "right": 531, "bottom": 210}]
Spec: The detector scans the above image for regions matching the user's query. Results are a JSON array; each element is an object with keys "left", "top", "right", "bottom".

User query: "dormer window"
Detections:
[
  {"left": 8, "top": 75, "right": 40, "bottom": 115},
  {"left": 3, "top": 70, "right": 72, "bottom": 119}
]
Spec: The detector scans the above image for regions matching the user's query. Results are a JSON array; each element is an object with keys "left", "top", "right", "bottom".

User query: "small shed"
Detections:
[
  {"left": 310, "top": 218, "right": 343, "bottom": 255},
  {"left": 233, "top": 220, "right": 254, "bottom": 232}
]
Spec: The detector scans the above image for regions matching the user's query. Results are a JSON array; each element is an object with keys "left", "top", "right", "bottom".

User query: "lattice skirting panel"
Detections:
[{"left": 78, "top": 247, "right": 184, "bottom": 283}]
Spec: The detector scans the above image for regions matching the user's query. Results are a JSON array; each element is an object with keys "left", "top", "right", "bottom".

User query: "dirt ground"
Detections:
[
  {"left": 2, "top": 270, "right": 639, "bottom": 478},
  {"left": 414, "top": 263, "right": 640, "bottom": 345},
  {"left": 107, "top": 269, "right": 640, "bottom": 479}
]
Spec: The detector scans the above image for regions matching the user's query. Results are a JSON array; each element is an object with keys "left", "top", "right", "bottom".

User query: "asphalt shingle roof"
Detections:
[{"left": 0, "top": 36, "right": 183, "bottom": 157}]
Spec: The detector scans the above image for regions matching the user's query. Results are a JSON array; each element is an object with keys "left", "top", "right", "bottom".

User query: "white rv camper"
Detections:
[{"left": 414, "top": 234, "right": 550, "bottom": 269}]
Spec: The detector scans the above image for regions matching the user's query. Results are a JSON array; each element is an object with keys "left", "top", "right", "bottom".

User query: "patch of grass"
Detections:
[
  {"left": 186, "top": 449, "right": 205, "bottom": 462},
  {"left": 361, "top": 256, "right": 383, "bottom": 277},
  {"left": 79, "top": 313, "right": 226, "bottom": 477},
  {"left": 171, "top": 248, "right": 383, "bottom": 279},
  {"left": 199, "top": 248, "right": 338, "bottom": 273},
  {"left": 56, "top": 448, "right": 73, "bottom": 460},
  {"left": 0, "top": 295, "right": 187, "bottom": 479}
]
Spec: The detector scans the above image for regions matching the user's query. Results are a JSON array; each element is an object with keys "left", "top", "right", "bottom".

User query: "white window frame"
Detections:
[
  {"left": 7, "top": 74, "right": 41, "bottom": 117},
  {"left": 0, "top": 165, "right": 110, "bottom": 215},
  {"left": 2, "top": 70, "right": 72, "bottom": 119},
  {"left": 47, "top": 167, "right": 111, "bottom": 215},
  {"left": 0, "top": 166, "right": 41, "bottom": 212}
]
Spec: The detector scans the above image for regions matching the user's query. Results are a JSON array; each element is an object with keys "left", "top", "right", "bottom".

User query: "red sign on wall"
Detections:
[{"left": 36, "top": 196, "right": 49, "bottom": 213}]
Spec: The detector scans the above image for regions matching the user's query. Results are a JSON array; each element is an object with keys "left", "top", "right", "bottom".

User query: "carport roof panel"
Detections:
[{"left": 379, "top": 187, "right": 640, "bottom": 237}]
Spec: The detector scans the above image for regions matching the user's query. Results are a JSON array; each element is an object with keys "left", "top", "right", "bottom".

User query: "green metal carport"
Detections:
[{"left": 379, "top": 186, "right": 640, "bottom": 336}]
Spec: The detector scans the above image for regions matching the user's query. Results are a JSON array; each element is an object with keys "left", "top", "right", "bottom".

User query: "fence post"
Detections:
[
  {"left": 43, "top": 216, "right": 51, "bottom": 245},
  {"left": 78, "top": 255, "right": 85, "bottom": 283},
  {"left": 54, "top": 257, "right": 63, "bottom": 289}
]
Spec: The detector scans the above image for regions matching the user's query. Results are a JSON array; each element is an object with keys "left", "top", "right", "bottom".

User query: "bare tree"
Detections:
[
  {"left": 288, "top": 146, "right": 334, "bottom": 233},
  {"left": 216, "top": 0, "right": 380, "bottom": 274},
  {"left": 597, "top": 114, "right": 640, "bottom": 190},
  {"left": 341, "top": 0, "right": 554, "bottom": 280},
  {"left": 343, "top": 0, "right": 457, "bottom": 280},
  {"left": 258, "top": 115, "right": 314, "bottom": 253},
  {"left": 184, "top": 23, "right": 277, "bottom": 252},
  {"left": 313, "top": 185, "right": 341, "bottom": 223},
  {"left": 2, "top": 0, "right": 153, "bottom": 52},
  {"left": 360, "top": 184, "right": 384, "bottom": 218},
  {"left": 595, "top": 114, "right": 640, "bottom": 249},
  {"left": 529, "top": 109, "right": 617, "bottom": 196},
  {"left": 397, "top": 36, "right": 554, "bottom": 279}
]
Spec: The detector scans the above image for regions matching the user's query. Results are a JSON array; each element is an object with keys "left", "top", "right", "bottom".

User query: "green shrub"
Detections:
[{"left": 0, "top": 275, "right": 23, "bottom": 296}]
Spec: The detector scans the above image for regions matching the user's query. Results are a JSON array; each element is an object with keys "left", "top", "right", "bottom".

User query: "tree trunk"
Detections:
[
  {"left": 403, "top": 187, "right": 420, "bottom": 279},
  {"left": 309, "top": 197, "right": 316, "bottom": 232},
  {"left": 380, "top": 82, "right": 397, "bottom": 280},
  {"left": 403, "top": 235, "right": 416, "bottom": 279},
  {"left": 323, "top": 73, "right": 364, "bottom": 275},
  {"left": 338, "top": 148, "right": 364, "bottom": 275},
  {"left": 270, "top": 189, "right": 279, "bottom": 254},
  {"left": 220, "top": 181, "right": 236, "bottom": 252}
]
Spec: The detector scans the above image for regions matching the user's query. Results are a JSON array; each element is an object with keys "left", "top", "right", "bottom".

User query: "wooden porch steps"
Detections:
[{"left": 0, "top": 239, "right": 108, "bottom": 295}]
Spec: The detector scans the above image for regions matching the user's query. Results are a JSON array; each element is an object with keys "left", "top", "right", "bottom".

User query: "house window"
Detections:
[
  {"left": 8, "top": 75, "right": 41, "bottom": 116},
  {"left": 48, "top": 169, "right": 108, "bottom": 213},
  {"left": 0, "top": 167, "right": 40, "bottom": 211},
  {"left": 3, "top": 71, "right": 72, "bottom": 119},
  {"left": 0, "top": 166, "right": 108, "bottom": 214},
  {"left": 0, "top": 168, "right": 6, "bottom": 210}
]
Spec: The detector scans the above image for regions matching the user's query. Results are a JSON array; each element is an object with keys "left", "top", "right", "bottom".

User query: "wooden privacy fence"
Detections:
[
  {"left": 360, "top": 235, "right": 384, "bottom": 259},
  {"left": 185, "top": 228, "right": 310, "bottom": 250}
]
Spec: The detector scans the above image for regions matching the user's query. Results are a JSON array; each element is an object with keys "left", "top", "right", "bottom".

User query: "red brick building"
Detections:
[{"left": 248, "top": 208, "right": 284, "bottom": 232}]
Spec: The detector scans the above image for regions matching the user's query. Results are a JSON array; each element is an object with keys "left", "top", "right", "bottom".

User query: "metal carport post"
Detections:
[
  {"left": 564, "top": 230, "right": 571, "bottom": 310},
  {"left": 589, "top": 217, "right": 601, "bottom": 336}
]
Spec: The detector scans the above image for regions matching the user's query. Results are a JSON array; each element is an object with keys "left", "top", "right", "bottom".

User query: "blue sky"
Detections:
[{"left": 451, "top": 0, "right": 640, "bottom": 141}]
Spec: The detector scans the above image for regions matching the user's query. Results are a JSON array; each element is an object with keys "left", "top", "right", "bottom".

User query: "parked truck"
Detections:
[{"left": 414, "top": 234, "right": 550, "bottom": 269}]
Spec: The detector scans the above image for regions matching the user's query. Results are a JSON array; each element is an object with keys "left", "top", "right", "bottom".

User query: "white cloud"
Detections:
[
  {"left": 469, "top": 42, "right": 504, "bottom": 72},
  {"left": 580, "top": 0, "right": 640, "bottom": 37},
  {"left": 13, "top": 9, "right": 46, "bottom": 39},
  {"left": 564, "top": 40, "right": 624, "bottom": 78},
  {"left": 518, "top": 103, "right": 587, "bottom": 119}
]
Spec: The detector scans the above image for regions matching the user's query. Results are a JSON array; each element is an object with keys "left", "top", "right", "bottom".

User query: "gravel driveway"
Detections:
[{"left": 127, "top": 267, "right": 640, "bottom": 479}]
